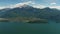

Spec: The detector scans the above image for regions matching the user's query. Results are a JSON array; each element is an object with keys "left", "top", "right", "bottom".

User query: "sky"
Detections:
[{"left": 0, "top": 0, "right": 60, "bottom": 9}]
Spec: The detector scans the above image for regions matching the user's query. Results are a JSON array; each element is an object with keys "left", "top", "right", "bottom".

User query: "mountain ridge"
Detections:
[{"left": 0, "top": 5, "right": 60, "bottom": 22}]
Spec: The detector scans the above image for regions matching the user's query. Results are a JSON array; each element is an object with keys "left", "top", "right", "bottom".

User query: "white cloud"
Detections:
[
  {"left": 49, "top": 6, "right": 60, "bottom": 9},
  {"left": 32, "top": 4, "right": 46, "bottom": 9},
  {"left": 0, "top": 1, "right": 33, "bottom": 9},
  {"left": 0, "top": 1, "right": 46, "bottom": 9},
  {"left": 0, "top": 1, "right": 60, "bottom": 10},
  {"left": 8, "top": 1, "right": 32, "bottom": 8},
  {"left": 50, "top": 2, "right": 56, "bottom": 5},
  {"left": 13, "top": 1, "right": 46, "bottom": 9},
  {"left": 0, "top": 7, "right": 6, "bottom": 10}
]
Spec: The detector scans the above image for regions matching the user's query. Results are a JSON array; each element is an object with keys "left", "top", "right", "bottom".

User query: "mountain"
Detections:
[
  {"left": 0, "top": 5, "right": 60, "bottom": 22},
  {"left": 0, "top": 5, "right": 41, "bottom": 18}
]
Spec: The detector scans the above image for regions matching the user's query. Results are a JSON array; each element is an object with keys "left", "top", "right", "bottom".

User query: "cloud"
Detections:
[
  {"left": 0, "top": 1, "right": 46, "bottom": 9},
  {"left": 0, "top": 7, "right": 6, "bottom": 10},
  {"left": 0, "top": 1, "right": 60, "bottom": 10},
  {"left": 50, "top": 2, "right": 56, "bottom": 5},
  {"left": 0, "top": 1, "right": 33, "bottom": 9},
  {"left": 32, "top": 4, "right": 46, "bottom": 9},
  {"left": 8, "top": 1, "right": 33, "bottom": 8},
  {"left": 49, "top": 6, "right": 60, "bottom": 9}
]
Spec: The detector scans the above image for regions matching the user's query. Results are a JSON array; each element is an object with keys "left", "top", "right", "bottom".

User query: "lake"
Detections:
[{"left": 0, "top": 21, "right": 59, "bottom": 34}]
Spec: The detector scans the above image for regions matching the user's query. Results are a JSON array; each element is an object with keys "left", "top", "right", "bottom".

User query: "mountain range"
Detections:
[{"left": 0, "top": 4, "right": 60, "bottom": 22}]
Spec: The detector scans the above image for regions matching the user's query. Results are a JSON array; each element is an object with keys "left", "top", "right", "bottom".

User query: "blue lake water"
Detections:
[{"left": 0, "top": 21, "right": 60, "bottom": 34}]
